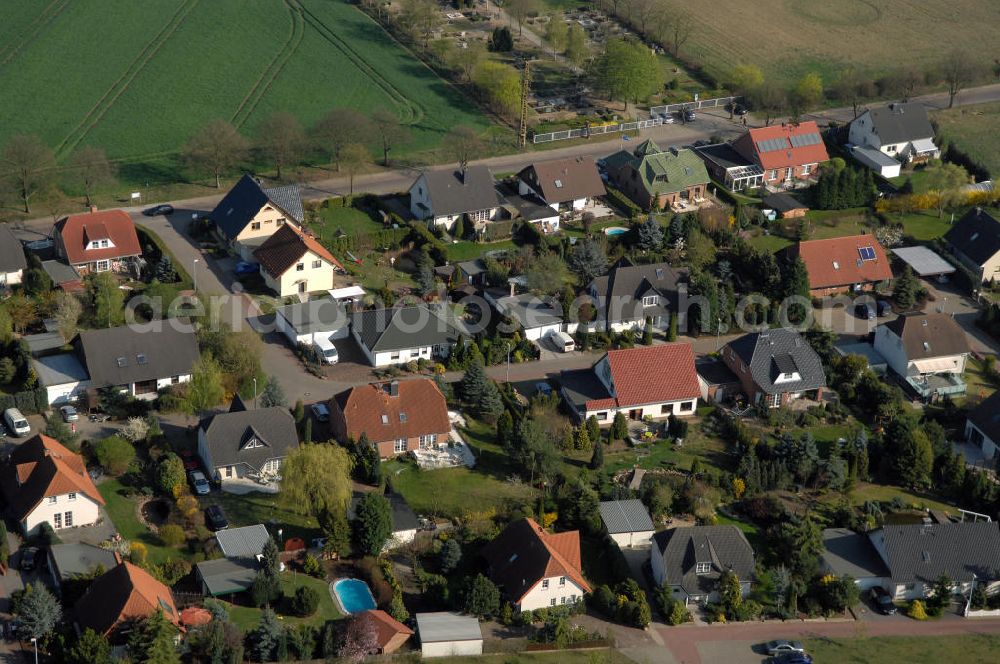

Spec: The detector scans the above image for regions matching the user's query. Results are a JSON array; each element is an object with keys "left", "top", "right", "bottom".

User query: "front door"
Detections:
[
  {"left": 785, "top": 167, "right": 793, "bottom": 182},
  {"left": 298, "top": 281, "right": 307, "bottom": 293},
  {"left": 629, "top": 409, "right": 642, "bottom": 420}
]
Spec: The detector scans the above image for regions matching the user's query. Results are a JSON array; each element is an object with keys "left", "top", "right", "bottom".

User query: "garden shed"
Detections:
[
  {"left": 415, "top": 612, "right": 483, "bottom": 658},
  {"left": 599, "top": 499, "right": 655, "bottom": 548}
]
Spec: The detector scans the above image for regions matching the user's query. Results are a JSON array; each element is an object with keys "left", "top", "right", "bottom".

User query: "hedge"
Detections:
[
  {"left": 710, "top": 179, "right": 762, "bottom": 206},
  {"left": 603, "top": 185, "right": 642, "bottom": 219},
  {"left": 0, "top": 388, "right": 48, "bottom": 415},
  {"left": 407, "top": 224, "right": 449, "bottom": 264}
]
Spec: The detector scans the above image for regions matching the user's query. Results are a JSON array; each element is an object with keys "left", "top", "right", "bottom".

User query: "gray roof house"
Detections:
[
  {"left": 31, "top": 353, "right": 92, "bottom": 406},
  {"left": 215, "top": 524, "right": 272, "bottom": 559},
  {"left": 274, "top": 297, "right": 350, "bottom": 346},
  {"left": 196, "top": 557, "right": 259, "bottom": 597},
  {"left": 651, "top": 525, "right": 755, "bottom": 606},
  {"left": 599, "top": 499, "right": 655, "bottom": 548},
  {"left": 351, "top": 305, "right": 464, "bottom": 368},
  {"left": 848, "top": 102, "right": 939, "bottom": 164},
  {"left": 415, "top": 612, "right": 483, "bottom": 658},
  {"left": 820, "top": 528, "right": 891, "bottom": 592},
  {"left": 587, "top": 257, "right": 686, "bottom": 332},
  {"left": 0, "top": 224, "right": 28, "bottom": 286},
  {"left": 76, "top": 325, "right": 200, "bottom": 400},
  {"left": 868, "top": 522, "right": 1000, "bottom": 600},
  {"left": 722, "top": 328, "right": 826, "bottom": 408},
  {"left": 965, "top": 390, "right": 1000, "bottom": 460},
  {"left": 943, "top": 208, "right": 1000, "bottom": 284},
  {"left": 47, "top": 543, "right": 119, "bottom": 591},
  {"left": 350, "top": 490, "right": 421, "bottom": 551},
  {"left": 209, "top": 174, "right": 304, "bottom": 242},
  {"left": 197, "top": 396, "right": 299, "bottom": 486},
  {"left": 408, "top": 166, "right": 501, "bottom": 232}
]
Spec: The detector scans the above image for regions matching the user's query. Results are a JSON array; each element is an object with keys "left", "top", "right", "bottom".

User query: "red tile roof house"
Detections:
[
  {"left": 732, "top": 121, "right": 829, "bottom": 190},
  {"left": 1, "top": 434, "right": 105, "bottom": 536},
  {"left": 558, "top": 344, "right": 700, "bottom": 425},
  {"left": 53, "top": 209, "right": 142, "bottom": 276},
  {"left": 786, "top": 234, "right": 893, "bottom": 296},
  {"left": 74, "top": 559, "right": 182, "bottom": 646},
  {"left": 481, "top": 518, "right": 591, "bottom": 611},
  {"left": 330, "top": 379, "right": 451, "bottom": 459},
  {"left": 253, "top": 223, "right": 345, "bottom": 298}
]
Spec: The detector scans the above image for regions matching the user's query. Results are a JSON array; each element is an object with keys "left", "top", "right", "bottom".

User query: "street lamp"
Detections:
[
  {"left": 506, "top": 343, "right": 511, "bottom": 383},
  {"left": 30, "top": 637, "right": 38, "bottom": 664},
  {"left": 715, "top": 316, "right": 723, "bottom": 351},
  {"left": 192, "top": 258, "right": 200, "bottom": 293},
  {"left": 253, "top": 377, "right": 258, "bottom": 409}
]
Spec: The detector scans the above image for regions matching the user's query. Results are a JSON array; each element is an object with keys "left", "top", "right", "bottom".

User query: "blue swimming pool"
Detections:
[
  {"left": 604, "top": 226, "right": 629, "bottom": 236},
  {"left": 331, "top": 578, "right": 376, "bottom": 614}
]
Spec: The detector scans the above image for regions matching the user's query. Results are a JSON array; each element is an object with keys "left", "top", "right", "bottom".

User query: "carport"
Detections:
[
  {"left": 820, "top": 527, "right": 890, "bottom": 591},
  {"left": 891, "top": 246, "right": 956, "bottom": 278}
]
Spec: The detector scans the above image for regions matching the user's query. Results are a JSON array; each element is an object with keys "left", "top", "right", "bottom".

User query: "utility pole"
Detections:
[
  {"left": 506, "top": 343, "right": 511, "bottom": 383},
  {"left": 518, "top": 60, "right": 531, "bottom": 148}
]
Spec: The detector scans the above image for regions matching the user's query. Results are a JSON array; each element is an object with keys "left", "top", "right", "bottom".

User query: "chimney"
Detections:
[
  {"left": 388, "top": 380, "right": 399, "bottom": 397},
  {"left": 113, "top": 551, "right": 123, "bottom": 564}
]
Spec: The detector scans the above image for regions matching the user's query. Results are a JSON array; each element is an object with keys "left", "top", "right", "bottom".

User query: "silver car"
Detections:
[
  {"left": 766, "top": 640, "right": 805, "bottom": 656},
  {"left": 60, "top": 405, "right": 79, "bottom": 422},
  {"left": 188, "top": 470, "right": 210, "bottom": 495}
]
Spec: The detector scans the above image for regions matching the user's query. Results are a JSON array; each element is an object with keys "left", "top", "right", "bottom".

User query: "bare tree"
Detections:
[
  {"left": 629, "top": 0, "right": 658, "bottom": 35},
  {"left": 370, "top": 109, "right": 410, "bottom": 167},
  {"left": 67, "top": 146, "right": 117, "bottom": 207},
  {"left": 182, "top": 120, "right": 249, "bottom": 188},
  {"left": 831, "top": 68, "right": 874, "bottom": 118},
  {"left": 939, "top": 49, "right": 977, "bottom": 108},
  {"left": 506, "top": 0, "right": 539, "bottom": 37},
  {"left": 255, "top": 112, "right": 305, "bottom": 180},
  {"left": 657, "top": 8, "right": 694, "bottom": 58},
  {"left": 398, "top": 0, "right": 437, "bottom": 48},
  {"left": 752, "top": 81, "right": 788, "bottom": 126},
  {"left": 446, "top": 126, "right": 483, "bottom": 170},
  {"left": 312, "top": 108, "right": 371, "bottom": 172},
  {"left": 339, "top": 143, "right": 371, "bottom": 196},
  {"left": 452, "top": 41, "right": 486, "bottom": 82},
  {"left": 2, "top": 134, "right": 55, "bottom": 213}
]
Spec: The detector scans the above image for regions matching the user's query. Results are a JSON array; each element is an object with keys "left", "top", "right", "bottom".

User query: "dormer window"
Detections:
[
  {"left": 244, "top": 438, "right": 263, "bottom": 449},
  {"left": 695, "top": 562, "right": 711, "bottom": 575},
  {"left": 642, "top": 295, "right": 657, "bottom": 307}
]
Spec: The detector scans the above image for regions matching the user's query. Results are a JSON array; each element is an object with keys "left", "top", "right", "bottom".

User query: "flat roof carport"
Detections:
[{"left": 891, "top": 246, "right": 956, "bottom": 277}]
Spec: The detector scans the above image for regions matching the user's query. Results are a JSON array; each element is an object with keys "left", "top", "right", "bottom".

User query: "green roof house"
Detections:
[{"left": 605, "top": 140, "right": 710, "bottom": 211}]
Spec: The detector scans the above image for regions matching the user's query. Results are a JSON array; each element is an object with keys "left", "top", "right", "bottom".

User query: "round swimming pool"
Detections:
[
  {"left": 330, "top": 578, "right": 377, "bottom": 614},
  {"left": 604, "top": 226, "right": 629, "bottom": 236}
]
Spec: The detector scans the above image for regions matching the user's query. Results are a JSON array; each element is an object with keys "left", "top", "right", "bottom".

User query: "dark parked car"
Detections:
[
  {"left": 855, "top": 302, "right": 875, "bottom": 320},
  {"left": 144, "top": 204, "right": 174, "bottom": 216},
  {"left": 205, "top": 505, "right": 229, "bottom": 531},
  {"left": 870, "top": 586, "right": 897, "bottom": 615},
  {"left": 877, "top": 300, "right": 893, "bottom": 316},
  {"left": 234, "top": 261, "right": 260, "bottom": 276},
  {"left": 535, "top": 382, "right": 553, "bottom": 397},
  {"left": 19, "top": 547, "right": 39, "bottom": 571},
  {"left": 683, "top": 110, "right": 697, "bottom": 122},
  {"left": 731, "top": 103, "right": 748, "bottom": 116},
  {"left": 770, "top": 654, "right": 812, "bottom": 664}
]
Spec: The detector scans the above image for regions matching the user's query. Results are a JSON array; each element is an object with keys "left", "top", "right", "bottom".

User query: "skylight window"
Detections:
[
  {"left": 554, "top": 179, "right": 563, "bottom": 188},
  {"left": 381, "top": 414, "right": 389, "bottom": 424},
  {"left": 399, "top": 412, "right": 408, "bottom": 422},
  {"left": 136, "top": 353, "right": 147, "bottom": 365},
  {"left": 832, "top": 261, "right": 840, "bottom": 270},
  {"left": 970, "top": 232, "right": 980, "bottom": 242},
  {"left": 858, "top": 246, "right": 877, "bottom": 261},
  {"left": 116, "top": 357, "right": 127, "bottom": 367}
]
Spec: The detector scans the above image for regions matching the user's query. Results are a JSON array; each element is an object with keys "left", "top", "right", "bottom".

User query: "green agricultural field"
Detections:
[
  {"left": 0, "top": 0, "right": 488, "bottom": 181},
  {"left": 674, "top": 1, "right": 1000, "bottom": 86},
  {"left": 805, "top": 634, "right": 1000, "bottom": 663},
  {"left": 933, "top": 101, "right": 1000, "bottom": 180}
]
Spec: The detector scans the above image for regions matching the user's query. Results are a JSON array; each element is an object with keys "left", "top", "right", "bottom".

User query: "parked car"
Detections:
[
  {"left": 770, "top": 654, "right": 812, "bottom": 664},
  {"left": 731, "top": 103, "right": 748, "bottom": 116},
  {"left": 311, "top": 403, "right": 330, "bottom": 422},
  {"left": 19, "top": 547, "right": 39, "bottom": 571},
  {"left": 766, "top": 640, "right": 806, "bottom": 656},
  {"left": 188, "top": 470, "right": 210, "bottom": 495},
  {"left": 535, "top": 382, "right": 553, "bottom": 397},
  {"left": 683, "top": 110, "right": 697, "bottom": 122},
  {"left": 659, "top": 113, "right": 675, "bottom": 124},
  {"left": 205, "top": 505, "right": 229, "bottom": 531},
  {"left": 60, "top": 405, "right": 78, "bottom": 422},
  {"left": 854, "top": 302, "right": 875, "bottom": 320},
  {"left": 179, "top": 449, "right": 199, "bottom": 471},
  {"left": 3, "top": 408, "right": 30, "bottom": 437},
  {"left": 877, "top": 300, "right": 893, "bottom": 317},
  {"left": 144, "top": 204, "right": 174, "bottom": 216},
  {"left": 869, "top": 586, "right": 897, "bottom": 615},
  {"left": 234, "top": 261, "right": 260, "bottom": 276}
]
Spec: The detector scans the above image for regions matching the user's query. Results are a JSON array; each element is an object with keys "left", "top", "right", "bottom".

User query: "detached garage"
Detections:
[
  {"left": 599, "top": 499, "right": 655, "bottom": 548},
  {"left": 416, "top": 612, "right": 483, "bottom": 658},
  {"left": 275, "top": 297, "right": 349, "bottom": 346},
  {"left": 32, "top": 354, "right": 91, "bottom": 405}
]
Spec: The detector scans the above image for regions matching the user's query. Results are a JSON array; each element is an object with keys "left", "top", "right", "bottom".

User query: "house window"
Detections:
[
  {"left": 904, "top": 583, "right": 916, "bottom": 591},
  {"left": 277, "top": 219, "right": 285, "bottom": 226},
  {"left": 550, "top": 598, "right": 556, "bottom": 606},
  {"left": 542, "top": 579, "right": 549, "bottom": 589},
  {"left": 48, "top": 496, "right": 57, "bottom": 505},
  {"left": 678, "top": 401, "right": 693, "bottom": 412},
  {"left": 559, "top": 576, "right": 566, "bottom": 586},
  {"left": 53, "top": 513, "right": 62, "bottom": 529},
  {"left": 68, "top": 493, "right": 76, "bottom": 501},
  {"left": 171, "top": 375, "right": 180, "bottom": 384},
  {"left": 312, "top": 260, "right": 322, "bottom": 269},
  {"left": 64, "top": 512, "right": 73, "bottom": 527},
  {"left": 769, "top": 392, "right": 781, "bottom": 408},
  {"left": 296, "top": 263, "right": 304, "bottom": 271},
  {"left": 251, "top": 222, "right": 261, "bottom": 230},
  {"left": 96, "top": 260, "right": 110, "bottom": 272},
  {"left": 381, "top": 414, "right": 389, "bottom": 424},
  {"left": 768, "top": 170, "right": 777, "bottom": 180},
  {"left": 560, "top": 597, "right": 566, "bottom": 604},
  {"left": 802, "top": 164, "right": 812, "bottom": 175},
  {"left": 390, "top": 352, "right": 401, "bottom": 361},
  {"left": 642, "top": 295, "right": 657, "bottom": 307},
  {"left": 661, "top": 404, "right": 672, "bottom": 414},
  {"left": 100, "top": 239, "right": 109, "bottom": 248},
  {"left": 596, "top": 411, "right": 608, "bottom": 421},
  {"left": 225, "top": 467, "right": 233, "bottom": 478},
  {"left": 695, "top": 562, "right": 711, "bottom": 574},
  {"left": 887, "top": 145, "right": 897, "bottom": 153},
  {"left": 394, "top": 438, "right": 407, "bottom": 453}
]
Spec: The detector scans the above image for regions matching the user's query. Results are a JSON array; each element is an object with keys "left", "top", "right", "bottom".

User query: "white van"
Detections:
[
  {"left": 550, "top": 331, "right": 575, "bottom": 353},
  {"left": 313, "top": 336, "right": 339, "bottom": 365},
  {"left": 3, "top": 408, "right": 31, "bottom": 437}
]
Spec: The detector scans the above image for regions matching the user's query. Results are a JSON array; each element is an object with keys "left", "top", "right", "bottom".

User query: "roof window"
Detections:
[
  {"left": 116, "top": 357, "right": 127, "bottom": 367},
  {"left": 399, "top": 412, "right": 408, "bottom": 422},
  {"left": 136, "top": 353, "right": 147, "bottom": 365},
  {"left": 832, "top": 261, "right": 840, "bottom": 270},
  {"left": 381, "top": 414, "right": 389, "bottom": 425},
  {"left": 554, "top": 179, "right": 563, "bottom": 188}
]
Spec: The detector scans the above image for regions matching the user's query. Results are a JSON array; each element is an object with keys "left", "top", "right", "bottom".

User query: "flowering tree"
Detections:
[{"left": 337, "top": 614, "right": 379, "bottom": 664}]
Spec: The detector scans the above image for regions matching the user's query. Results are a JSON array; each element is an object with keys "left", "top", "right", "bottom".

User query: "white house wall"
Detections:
[
  {"left": 610, "top": 530, "right": 654, "bottom": 548},
  {"left": 966, "top": 420, "right": 999, "bottom": 458},
  {"left": 24, "top": 493, "right": 100, "bottom": 536},
  {"left": 872, "top": 327, "right": 910, "bottom": 377},
  {"left": 518, "top": 576, "right": 587, "bottom": 611},
  {"left": 44, "top": 380, "right": 91, "bottom": 406},
  {"left": 421, "top": 640, "right": 483, "bottom": 658},
  {"left": 584, "top": 398, "right": 698, "bottom": 423},
  {"left": 268, "top": 250, "right": 337, "bottom": 298},
  {"left": 1, "top": 270, "right": 23, "bottom": 286}
]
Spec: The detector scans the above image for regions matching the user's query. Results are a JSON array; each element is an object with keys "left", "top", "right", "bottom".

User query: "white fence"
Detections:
[
  {"left": 649, "top": 95, "right": 739, "bottom": 117},
  {"left": 532, "top": 95, "right": 739, "bottom": 144}
]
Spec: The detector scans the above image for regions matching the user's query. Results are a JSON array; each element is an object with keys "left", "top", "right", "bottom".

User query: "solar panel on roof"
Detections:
[
  {"left": 859, "top": 246, "right": 877, "bottom": 261},
  {"left": 756, "top": 137, "right": 790, "bottom": 153},
  {"left": 789, "top": 133, "right": 822, "bottom": 148}
]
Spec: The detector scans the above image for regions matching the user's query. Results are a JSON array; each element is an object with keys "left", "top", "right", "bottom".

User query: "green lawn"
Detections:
[
  {"left": 447, "top": 239, "right": 519, "bottom": 262},
  {"left": 882, "top": 209, "right": 955, "bottom": 242},
  {"left": 746, "top": 232, "right": 793, "bottom": 254},
  {"left": 440, "top": 650, "right": 626, "bottom": 664},
  {"left": 887, "top": 168, "right": 935, "bottom": 194},
  {"left": 221, "top": 574, "right": 342, "bottom": 631},
  {"left": 603, "top": 426, "right": 730, "bottom": 477},
  {"left": 845, "top": 482, "right": 955, "bottom": 514},
  {"left": 805, "top": 634, "right": 1000, "bottom": 663},
  {"left": 204, "top": 491, "right": 321, "bottom": 545},
  {"left": 310, "top": 204, "right": 384, "bottom": 240},
  {"left": 933, "top": 101, "right": 1000, "bottom": 180},
  {"left": 97, "top": 477, "right": 189, "bottom": 565},
  {"left": 385, "top": 418, "right": 537, "bottom": 518},
  {"left": 804, "top": 209, "right": 869, "bottom": 240},
  {"left": 0, "top": 0, "right": 488, "bottom": 182}
]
